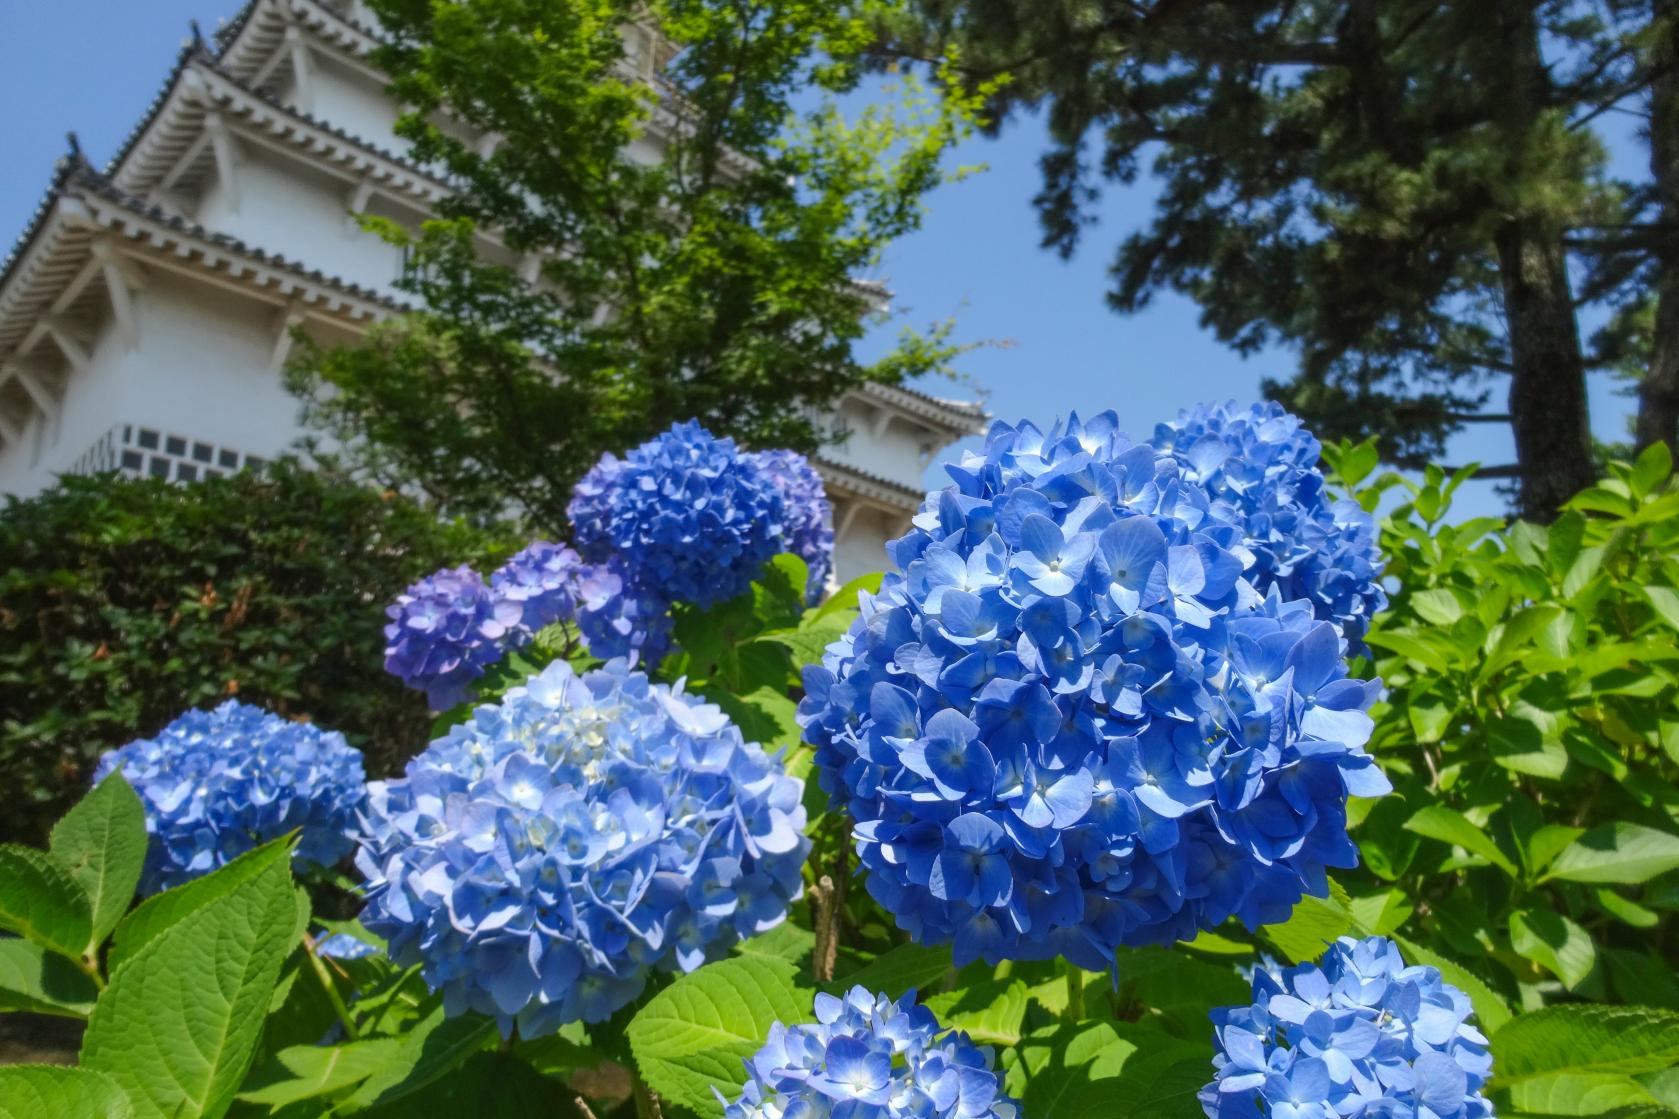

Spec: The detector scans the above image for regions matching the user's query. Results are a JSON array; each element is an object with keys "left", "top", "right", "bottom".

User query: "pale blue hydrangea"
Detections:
[
  {"left": 798, "top": 411, "right": 1390, "bottom": 969},
  {"left": 745, "top": 448, "right": 835, "bottom": 603},
  {"left": 353, "top": 659, "right": 809, "bottom": 1036},
  {"left": 1201, "top": 936, "right": 1493, "bottom": 1119},
  {"left": 724, "top": 986, "right": 1017, "bottom": 1119},
  {"left": 1153, "top": 402, "right": 1387, "bottom": 652},
  {"left": 384, "top": 565, "right": 522, "bottom": 709},
  {"left": 94, "top": 701, "right": 366, "bottom": 895}
]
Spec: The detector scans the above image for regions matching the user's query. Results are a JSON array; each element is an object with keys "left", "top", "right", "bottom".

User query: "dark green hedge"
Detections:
[{"left": 0, "top": 461, "right": 511, "bottom": 844}]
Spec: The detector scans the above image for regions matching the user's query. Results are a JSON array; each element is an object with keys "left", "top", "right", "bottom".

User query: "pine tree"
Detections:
[{"left": 879, "top": 0, "right": 1666, "bottom": 516}]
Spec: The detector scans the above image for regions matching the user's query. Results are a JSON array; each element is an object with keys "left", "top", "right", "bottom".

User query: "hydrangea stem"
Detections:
[
  {"left": 632, "top": 1075, "right": 663, "bottom": 1119},
  {"left": 301, "top": 932, "right": 360, "bottom": 1042}
]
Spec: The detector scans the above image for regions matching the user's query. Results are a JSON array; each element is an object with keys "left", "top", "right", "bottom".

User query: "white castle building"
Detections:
[{"left": 0, "top": 0, "right": 984, "bottom": 582}]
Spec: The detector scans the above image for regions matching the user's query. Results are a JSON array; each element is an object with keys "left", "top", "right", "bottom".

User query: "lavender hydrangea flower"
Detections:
[
  {"left": 745, "top": 448, "right": 835, "bottom": 603},
  {"left": 1201, "top": 936, "right": 1493, "bottom": 1119},
  {"left": 798, "top": 411, "right": 1390, "bottom": 968},
  {"left": 384, "top": 565, "right": 523, "bottom": 710},
  {"left": 723, "top": 986, "right": 1017, "bottom": 1119},
  {"left": 1153, "top": 402, "right": 1387, "bottom": 652},
  {"left": 94, "top": 702, "right": 366, "bottom": 895},
  {"left": 571, "top": 554, "right": 677, "bottom": 665},
  {"left": 353, "top": 659, "right": 809, "bottom": 1037},
  {"left": 489, "top": 540, "right": 588, "bottom": 633}
]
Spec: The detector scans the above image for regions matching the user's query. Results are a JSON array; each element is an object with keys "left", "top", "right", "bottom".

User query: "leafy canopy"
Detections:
[{"left": 289, "top": 0, "right": 995, "bottom": 530}]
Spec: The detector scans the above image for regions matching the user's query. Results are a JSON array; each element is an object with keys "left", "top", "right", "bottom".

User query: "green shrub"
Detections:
[
  {"left": 1326, "top": 441, "right": 1679, "bottom": 1009},
  {"left": 0, "top": 462, "right": 511, "bottom": 845}
]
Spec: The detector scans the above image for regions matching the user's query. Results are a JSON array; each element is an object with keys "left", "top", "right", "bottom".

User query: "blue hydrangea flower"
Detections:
[
  {"left": 490, "top": 540, "right": 588, "bottom": 634},
  {"left": 94, "top": 702, "right": 366, "bottom": 895},
  {"left": 353, "top": 659, "right": 809, "bottom": 1036},
  {"left": 1153, "top": 402, "right": 1387, "bottom": 652},
  {"left": 568, "top": 422, "right": 790, "bottom": 646},
  {"left": 315, "top": 931, "right": 380, "bottom": 960},
  {"left": 385, "top": 565, "right": 523, "bottom": 710},
  {"left": 745, "top": 448, "right": 835, "bottom": 603},
  {"left": 1201, "top": 936, "right": 1493, "bottom": 1119},
  {"left": 723, "top": 986, "right": 1018, "bottom": 1119},
  {"left": 571, "top": 554, "right": 677, "bottom": 665},
  {"left": 798, "top": 411, "right": 1391, "bottom": 969}
]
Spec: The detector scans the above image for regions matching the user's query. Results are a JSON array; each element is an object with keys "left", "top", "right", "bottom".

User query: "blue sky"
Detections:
[{"left": 0, "top": 1, "right": 1645, "bottom": 517}]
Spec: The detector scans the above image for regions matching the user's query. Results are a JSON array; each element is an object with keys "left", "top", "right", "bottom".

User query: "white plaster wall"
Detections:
[
  {"left": 831, "top": 503, "right": 906, "bottom": 585},
  {"left": 193, "top": 147, "right": 405, "bottom": 297},
  {"left": 116, "top": 273, "right": 308, "bottom": 459},
  {"left": 295, "top": 59, "right": 410, "bottom": 160},
  {"left": 821, "top": 396, "right": 931, "bottom": 489},
  {"left": 0, "top": 320, "right": 129, "bottom": 498}
]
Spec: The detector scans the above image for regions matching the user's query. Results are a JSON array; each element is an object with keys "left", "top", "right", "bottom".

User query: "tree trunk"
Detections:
[
  {"left": 1490, "top": 1, "right": 1597, "bottom": 519},
  {"left": 1639, "top": 0, "right": 1679, "bottom": 456}
]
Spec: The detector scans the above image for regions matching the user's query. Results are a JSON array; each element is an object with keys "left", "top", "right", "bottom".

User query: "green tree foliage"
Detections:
[
  {"left": 874, "top": 0, "right": 1679, "bottom": 516},
  {"left": 0, "top": 464, "right": 509, "bottom": 845},
  {"left": 287, "top": 0, "right": 994, "bottom": 532},
  {"left": 1323, "top": 438, "right": 1679, "bottom": 1009}
]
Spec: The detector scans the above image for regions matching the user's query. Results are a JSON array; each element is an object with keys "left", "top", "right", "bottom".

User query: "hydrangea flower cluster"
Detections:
[
  {"left": 1201, "top": 936, "right": 1493, "bottom": 1119},
  {"left": 353, "top": 659, "right": 809, "bottom": 1036},
  {"left": 489, "top": 540, "right": 589, "bottom": 633},
  {"left": 94, "top": 701, "right": 366, "bottom": 895},
  {"left": 384, "top": 565, "right": 523, "bottom": 710},
  {"left": 799, "top": 409, "right": 1391, "bottom": 968},
  {"left": 745, "top": 448, "right": 835, "bottom": 603},
  {"left": 571, "top": 554, "right": 677, "bottom": 666},
  {"left": 568, "top": 422, "right": 836, "bottom": 658},
  {"left": 569, "top": 422, "right": 791, "bottom": 610},
  {"left": 1152, "top": 402, "right": 1387, "bottom": 652},
  {"left": 723, "top": 986, "right": 1017, "bottom": 1119}
]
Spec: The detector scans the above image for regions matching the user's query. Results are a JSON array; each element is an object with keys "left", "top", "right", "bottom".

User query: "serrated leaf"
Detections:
[
  {"left": 80, "top": 834, "right": 299, "bottom": 1119},
  {"left": 1487, "top": 703, "right": 1569, "bottom": 780},
  {"left": 237, "top": 1038, "right": 402, "bottom": 1106},
  {"left": 627, "top": 956, "right": 810, "bottom": 1117},
  {"left": 1501, "top": 1071, "right": 1670, "bottom": 1116},
  {"left": 340, "top": 1007, "right": 496, "bottom": 1111},
  {"left": 1411, "top": 589, "right": 1464, "bottom": 626},
  {"left": 1631, "top": 441, "right": 1673, "bottom": 496},
  {"left": 814, "top": 573, "right": 883, "bottom": 620},
  {"left": 924, "top": 979, "right": 1028, "bottom": 1046},
  {"left": 50, "top": 773, "right": 146, "bottom": 950},
  {"left": 354, "top": 1051, "right": 578, "bottom": 1118},
  {"left": 1490, "top": 1005, "right": 1679, "bottom": 1084},
  {"left": 0, "top": 843, "right": 91, "bottom": 960},
  {"left": 829, "top": 941, "right": 953, "bottom": 1000},
  {"left": 1545, "top": 823, "right": 1679, "bottom": 885},
  {"left": 1509, "top": 908, "right": 1596, "bottom": 989},
  {"left": 0, "top": 1065, "right": 133, "bottom": 1119},
  {"left": 0, "top": 938, "right": 98, "bottom": 1018},
  {"left": 1404, "top": 806, "right": 1518, "bottom": 876},
  {"left": 106, "top": 834, "right": 293, "bottom": 976},
  {"left": 1366, "top": 628, "right": 1453, "bottom": 674},
  {"left": 1347, "top": 890, "right": 1414, "bottom": 937},
  {"left": 732, "top": 921, "right": 815, "bottom": 970},
  {"left": 1005, "top": 1021, "right": 1203, "bottom": 1119},
  {"left": 1260, "top": 880, "right": 1354, "bottom": 964},
  {"left": 1644, "top": 586, "right": 1679, "bottom": 635}
]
